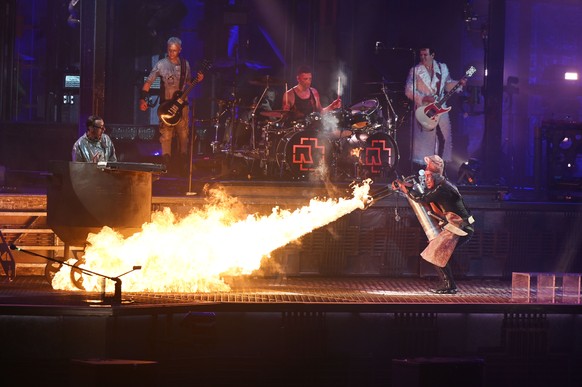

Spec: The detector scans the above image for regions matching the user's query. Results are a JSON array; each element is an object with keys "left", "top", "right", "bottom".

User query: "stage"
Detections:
[
  {"left": 1, "top": 176, "right": 582, "bottom": 386},
  {"left": 1, "top": 274, "right": 582, "bottom": 387}
]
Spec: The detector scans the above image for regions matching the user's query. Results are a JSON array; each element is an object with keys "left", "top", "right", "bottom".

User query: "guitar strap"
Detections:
[
  {"left": 179, "top": 59, "right": 187, "bottom": 91},
  {"left": 435, "top": 61, "right": 442, "bottom": 96}
]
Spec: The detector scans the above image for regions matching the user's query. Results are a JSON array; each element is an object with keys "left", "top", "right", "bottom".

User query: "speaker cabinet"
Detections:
[{"left": 542, "top": 121, "right": 582, "bottom": 201}]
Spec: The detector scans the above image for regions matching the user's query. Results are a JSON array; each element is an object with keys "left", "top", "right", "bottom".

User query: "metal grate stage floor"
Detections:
[
  {"left": 2, "top": 275, "right": 580, "bottom": 314},
  {"left": 2, "top": 275, "right": 582, "bottom": 387}
]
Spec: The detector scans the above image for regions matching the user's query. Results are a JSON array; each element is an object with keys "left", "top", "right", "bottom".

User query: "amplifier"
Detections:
[
  {"left": 542, "top": 120, "right": 582, "bottom": 200},
  {"left": 107, "top": 124, "right": 159, "bottom": 163}
]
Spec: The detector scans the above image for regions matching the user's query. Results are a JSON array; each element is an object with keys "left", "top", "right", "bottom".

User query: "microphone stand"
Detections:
[
  {"left": 186, "top": 102, "right": 196, "bottom": 195},
  {"left": 228, "top": 43, "right": 240, "bottom": 154},
  {"left": 380, "top": 83, "right": 398, "bottom": 133},
  {"left": 10, "top": 244, "right": 141, "bottom": 305},
  {"left": 251, "top": 80, "right": 271, "bottom": 150},
  {"left": 410, "top": 49, "right": 417, "bottom": 174},
  {"left": 374, "top": 44, "right": 416, "bottom": 172}
]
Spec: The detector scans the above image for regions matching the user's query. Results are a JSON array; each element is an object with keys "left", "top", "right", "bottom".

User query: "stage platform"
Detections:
[
  {"left": 1, "top": 274, "right": 582, "bottom": 313},
  {"left": 1, "top": 176, "right": 582, "bottom": 386},
  {"left": 1, "top": 275, "right": 582, "bottom": 387}
]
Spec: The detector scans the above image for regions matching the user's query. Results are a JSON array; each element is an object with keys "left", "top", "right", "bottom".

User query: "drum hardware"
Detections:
[
  {"left": 249, "top": 80, "right": 272, "bottom": 150},
  {"left": 259, "top": 110, "right": 289, "bottom": 119},
  {"left": 201, "top": 75, "right": 407, "bottom": 181},
  {"left": 363, "top": 80, "right": 408, "bottom": 130},
  {"left": 304, "top": 111, "right": 323, "bottom": 131},
  {"left": 379, "top": 83, "right": 400, "bottom": 130},
  {"left": 210, "top": 103, "right": 228, "bottom": 154},
  {"left": 349, "top": 99, "right": 382, "bottom": 130},
  {"left": 248, "top": 76, "right": 290, "bottom": 152}
]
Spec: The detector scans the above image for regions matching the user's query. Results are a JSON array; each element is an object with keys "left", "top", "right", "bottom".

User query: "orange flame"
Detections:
[
  {"left": 351, "top": 147, "right": 362, "bottom": 158},
  {"left": 52, "top": 180, "right": 373, "bottom": 293}
]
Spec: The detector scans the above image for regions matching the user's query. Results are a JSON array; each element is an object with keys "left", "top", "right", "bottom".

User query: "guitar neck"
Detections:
[
  {"left": 435, "top": 76, "right": 466, "bottom": 108},
  {"left": 435, "top": 66, "right": 476, "bottom": 108},
  {"left": 179, "top": 78, "right": 201, "bottom": 101}
]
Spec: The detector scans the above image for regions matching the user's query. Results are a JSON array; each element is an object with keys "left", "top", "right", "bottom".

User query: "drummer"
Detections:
[{"left": 282, "top": 65, "right": 342, "bottom": 124}]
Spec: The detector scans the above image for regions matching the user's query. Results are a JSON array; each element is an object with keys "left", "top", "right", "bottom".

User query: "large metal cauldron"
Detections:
[{"left": 47, "top": 161, "right": 152, "bottom": 248}]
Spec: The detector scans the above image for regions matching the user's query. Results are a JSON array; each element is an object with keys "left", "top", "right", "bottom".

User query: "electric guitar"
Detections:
[
  {"left": 414, "top": 66, "right": 476, "bottom": 131},
  {"left": 157, "top": 59, "right": 212, "bottom": 126}
]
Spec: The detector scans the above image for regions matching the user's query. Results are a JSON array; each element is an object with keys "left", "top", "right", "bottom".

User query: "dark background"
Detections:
[{"left": 1, "top": 0, "right": 582, "bottom": 190}]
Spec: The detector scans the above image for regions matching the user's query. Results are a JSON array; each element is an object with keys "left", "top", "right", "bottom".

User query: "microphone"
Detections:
[{"left": 375, "top": 41, "right": 381, "bottom": 54}]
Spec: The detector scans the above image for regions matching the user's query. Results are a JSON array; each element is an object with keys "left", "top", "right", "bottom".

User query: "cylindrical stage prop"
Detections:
[{"left": 47, "top": 161, "right": 152, "bottom": 247}]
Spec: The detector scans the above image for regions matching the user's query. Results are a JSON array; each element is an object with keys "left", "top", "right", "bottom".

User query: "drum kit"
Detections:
[{"left": 200, "top": 74, "right": 405, "bottom": 182}]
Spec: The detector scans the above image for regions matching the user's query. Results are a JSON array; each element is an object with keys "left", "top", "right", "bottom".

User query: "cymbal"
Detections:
[
  {"left": 249, "top": 75, "right": 286, "bottom": 87},
  {"left": 260, "top": 110, "right": 289, "bottom": 118},
  {"left": 350, "top": 99, "right": 379, "bottom": 112}
]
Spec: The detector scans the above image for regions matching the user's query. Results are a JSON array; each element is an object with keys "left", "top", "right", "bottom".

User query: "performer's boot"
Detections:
[{"left": 431, "top": 263, "right": 458, "bottom": 294}]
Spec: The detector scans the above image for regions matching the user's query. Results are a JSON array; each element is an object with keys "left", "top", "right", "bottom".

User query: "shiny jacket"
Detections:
[{"left": 72, "top": 133, "right": 117, "bottom": 163}]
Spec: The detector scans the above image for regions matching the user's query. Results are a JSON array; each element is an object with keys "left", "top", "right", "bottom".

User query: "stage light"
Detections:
[
  {"left": 63, "top": 95, "right": 75, "bottom": 104},
  {"left": 565, "top": 72, "right": 578, "bottom": 81},
  {"left": 559, "top": 136, "right": 573, "bottom": 150},
  {"left": 457, "top": 158, "right": 481, "bottom": 185}
]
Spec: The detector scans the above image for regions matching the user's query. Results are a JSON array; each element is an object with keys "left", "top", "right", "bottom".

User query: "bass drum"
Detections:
[
  {"left": 338, "top": 131, "right": 399, "bottom": 179},
  {"left": 276, "top": 129, "right": 331, "bottom": 179}
]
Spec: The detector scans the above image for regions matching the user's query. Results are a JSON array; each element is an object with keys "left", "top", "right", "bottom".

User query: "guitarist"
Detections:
[
  {"left": 405, "top": 47, "right": 466, "bottom": 174},
  {"left": 139, "top": 36, "right": 203, "bottom": 174}
]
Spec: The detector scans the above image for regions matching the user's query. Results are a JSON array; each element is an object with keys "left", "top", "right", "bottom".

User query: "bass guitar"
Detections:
[
  {"left": 157, "top": 59, "right": 212, "bottom": 126},
  {"left": 414, "top": 66, "right": 476, "bottom": 131}
]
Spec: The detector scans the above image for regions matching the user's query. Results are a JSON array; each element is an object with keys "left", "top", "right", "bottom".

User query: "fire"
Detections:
[{"left": 52, "top": 180, "right": 373, "bottom": 293}]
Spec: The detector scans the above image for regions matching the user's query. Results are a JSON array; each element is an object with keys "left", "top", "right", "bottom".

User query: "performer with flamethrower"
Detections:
[{"left": 390, "top": 155, "right": 474, "bottom": 294}]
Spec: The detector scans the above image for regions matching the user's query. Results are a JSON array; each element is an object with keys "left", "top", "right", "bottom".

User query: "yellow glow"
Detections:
[{"left": 52, "top": 180, "right": 373, "bottom": 293}]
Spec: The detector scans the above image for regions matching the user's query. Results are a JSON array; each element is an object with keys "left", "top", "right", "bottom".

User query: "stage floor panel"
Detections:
[{"left": 2, "top": 275, "right": 581, "bottom": 314}]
